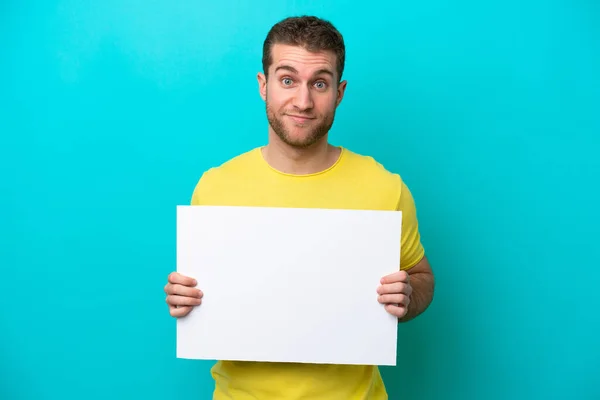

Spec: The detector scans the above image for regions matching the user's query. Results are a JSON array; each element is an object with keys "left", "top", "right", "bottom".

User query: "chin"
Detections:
[
  {"left": 268, "top": 115, "right": 328, "bottom": 148},
  {"left": 285, "top": 132, "right": 325, "bottom": 149},
  {"left": 287, "top": 129, "right": 315, "bottom": 142}
]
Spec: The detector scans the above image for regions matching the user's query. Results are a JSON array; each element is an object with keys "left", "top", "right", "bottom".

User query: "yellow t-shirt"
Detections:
[{"left": 190, "top": 146, "right": 425, "bottom": 400}]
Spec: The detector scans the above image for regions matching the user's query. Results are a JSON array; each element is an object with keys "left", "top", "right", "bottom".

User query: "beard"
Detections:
[{"left": 266, "top": 101, "right": 335, "bottom": 149}]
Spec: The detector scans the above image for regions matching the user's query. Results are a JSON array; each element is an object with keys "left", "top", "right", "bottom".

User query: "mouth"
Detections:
[{"left": 286, "top": 114, "right": 315, "bottom": 124}]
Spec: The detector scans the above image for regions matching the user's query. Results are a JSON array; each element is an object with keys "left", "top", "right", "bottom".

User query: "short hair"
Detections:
[{"left": 262, "top": 16, "right": 346, "bottom": 82}]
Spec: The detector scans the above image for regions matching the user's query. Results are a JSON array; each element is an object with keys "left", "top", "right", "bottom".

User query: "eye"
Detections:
[
  {"left": 282, "top": 78, "right": 293, "bottom": 86},
  {"left": 314, "top": 81, "right": 327, "bottom": 90}
]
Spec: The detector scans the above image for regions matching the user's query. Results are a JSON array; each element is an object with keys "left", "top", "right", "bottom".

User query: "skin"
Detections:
[
  {"left": 258, "top": 43, "right": 347, "bottom": 175},
  {"left": 164, "top": 43, "right": 435, "bottom": 321}
]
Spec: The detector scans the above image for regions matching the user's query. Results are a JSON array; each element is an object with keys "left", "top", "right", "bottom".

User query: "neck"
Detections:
[{"left": 262, "top": 131, "right": 341, "bottom": 175}]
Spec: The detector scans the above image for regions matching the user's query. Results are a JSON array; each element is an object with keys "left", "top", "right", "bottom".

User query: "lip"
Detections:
[{"left": 286, "top": 114, "right": 315, "bottom": 123}]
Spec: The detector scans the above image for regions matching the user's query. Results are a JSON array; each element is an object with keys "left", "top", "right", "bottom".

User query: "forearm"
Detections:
[{"left": 399, "top": 271, "right": 435, "bottom": 322}]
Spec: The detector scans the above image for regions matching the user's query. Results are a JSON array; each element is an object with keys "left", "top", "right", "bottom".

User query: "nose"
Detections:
[{"left": 292, "top": 85, "right": 314, "bottom": 111}]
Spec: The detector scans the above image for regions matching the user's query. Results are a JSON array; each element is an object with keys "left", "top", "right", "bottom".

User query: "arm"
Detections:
[
  {"left": 399, "top": 255, "right": 435, "bottom": 322},
  {"left": 377, "top": 178, "right": 435, "bottom": 321},
  {"left": 378, "top": 255, "right": 435, "bottom": 322}
]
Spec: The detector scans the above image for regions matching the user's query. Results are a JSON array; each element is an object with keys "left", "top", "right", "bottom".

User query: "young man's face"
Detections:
[{"left": 258, "top": 43, "right": 347, "bottom": 149}]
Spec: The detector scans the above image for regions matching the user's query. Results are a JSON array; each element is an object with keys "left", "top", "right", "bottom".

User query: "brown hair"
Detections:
[{"left": 262, "top": 16, "right": 346, "bottom": 82}]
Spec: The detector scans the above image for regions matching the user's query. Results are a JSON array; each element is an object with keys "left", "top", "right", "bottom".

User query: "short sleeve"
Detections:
[
  {"left": 190, "top": 179, "right": 202, "bottom": 205},
  {"left": 189, "top": 169, "right": 213, "bottom": 205},
  {"left": 190, "top": 181, "right": 200, "bottom": 206},
  {"left": 397, "top": 179, "right": 425, "bottom": 270}
]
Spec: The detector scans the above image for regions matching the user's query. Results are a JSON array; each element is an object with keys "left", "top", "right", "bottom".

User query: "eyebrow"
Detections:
[{"left": 274, "top": 65, "right": 335, "bottom": 79}]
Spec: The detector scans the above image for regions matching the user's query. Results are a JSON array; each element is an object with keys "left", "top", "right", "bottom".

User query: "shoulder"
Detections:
[
  {"left": 204, "top": 147, "right": 260, "bottom": 177},
  {"left": 340, "top": 147, "right": 408, "bottom": 201},
  {"left": 342, "top": 148, "right": 399, "bottom": 178},
  {"left": 190, "top": 147, "right": 261, "bottom": 203},
  {"left": 199, "top": 147, "right": 262, "bottom": 182}
]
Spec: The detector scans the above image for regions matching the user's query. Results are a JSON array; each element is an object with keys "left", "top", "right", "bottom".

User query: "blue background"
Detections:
[{"left": 1, "top": 1, "right": 599, "bottom": 399}]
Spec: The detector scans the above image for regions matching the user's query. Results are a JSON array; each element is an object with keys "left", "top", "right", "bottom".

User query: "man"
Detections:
[{"left": 164, "top": 15, "right": 435, "bottom": 399}]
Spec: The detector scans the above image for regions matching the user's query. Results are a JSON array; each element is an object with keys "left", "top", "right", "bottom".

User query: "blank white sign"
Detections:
[{"left": 176, "top": 205, "right": 401, "bottom": 366}]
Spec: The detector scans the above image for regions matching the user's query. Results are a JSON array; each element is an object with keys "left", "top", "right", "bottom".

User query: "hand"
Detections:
[
  {"left": 377, "top": 270, "right": 412, "bottom": 319},
  {"left": 164, "top": 272, "right": 203, "bottom": 318}
]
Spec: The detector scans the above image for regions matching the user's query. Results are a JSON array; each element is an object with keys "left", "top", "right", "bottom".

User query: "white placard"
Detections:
[{"left": 176, "top": 205, "right": 401, "bottom": 366}]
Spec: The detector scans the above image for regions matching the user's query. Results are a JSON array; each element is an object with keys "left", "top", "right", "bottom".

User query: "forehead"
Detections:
[{"left": 270, "top": 43, "right": 337, "bottom": 78}]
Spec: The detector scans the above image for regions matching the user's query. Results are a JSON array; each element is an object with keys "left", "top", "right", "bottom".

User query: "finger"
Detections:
[
  {"left": 378, "top": 294, "right": 410, "bottom": 307},
  {"left": 381, "top": 270, "right": 409, "bottom": 284},
  {"left": 166, "top": 295, "right": 202, "bottom": 307},
  {"left": 168, "top": 272, "right": 197, "bottom": 287},
  {"left": 385, "top": 304, "right": 408, "bottom": 318},
  {"left": 165, "top": 283, "right": 203, "bottom": 298},
  {"left": 169, "top": 305, "right": 193, "bottom": 318},
  {"left": 377, "top": 282, "right": 411, "bottom": 295}
]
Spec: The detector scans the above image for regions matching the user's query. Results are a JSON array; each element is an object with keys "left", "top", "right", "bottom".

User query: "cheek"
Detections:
[
  {"left": 315, "top": 96, "right": 338, "bottom": 112},
  {"left": 266, "top": 88, "right": 287, "bottom": 107}
]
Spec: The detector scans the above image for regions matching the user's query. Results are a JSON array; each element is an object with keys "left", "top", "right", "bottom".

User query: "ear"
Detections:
[
  {"left": 335, "top": 80, "right": 348, "bottom": 107},
  {"left": 257, "top": 72, "right": 267, "bottom": 101}
]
